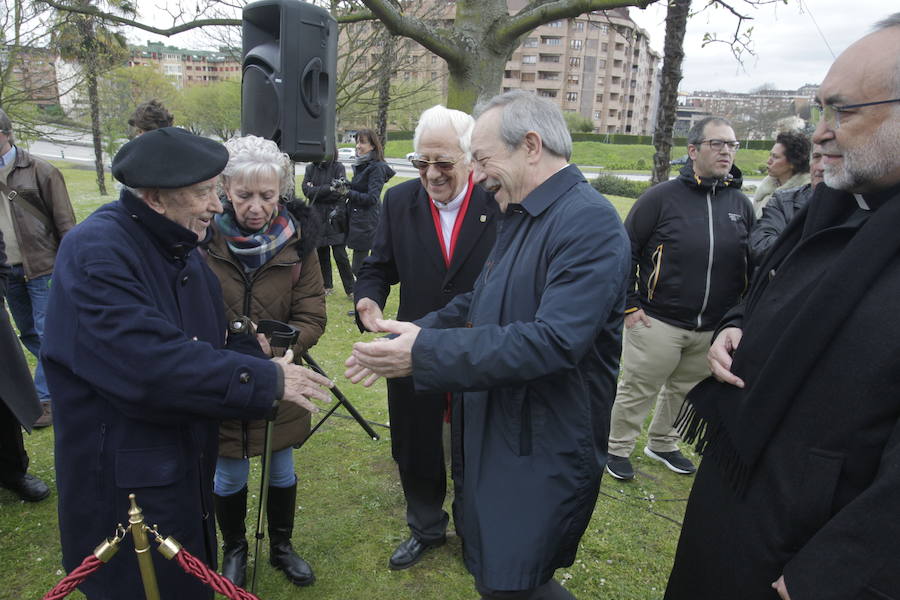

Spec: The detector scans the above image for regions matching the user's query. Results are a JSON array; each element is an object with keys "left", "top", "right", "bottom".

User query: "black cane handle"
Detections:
[{"left": 256, "top": 319, "right": 300, "bottom": 351}]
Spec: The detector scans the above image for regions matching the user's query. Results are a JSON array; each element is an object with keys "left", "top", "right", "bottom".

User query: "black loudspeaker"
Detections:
[{"left": 242, "top": 0, "right": 337, "bottom": 161}]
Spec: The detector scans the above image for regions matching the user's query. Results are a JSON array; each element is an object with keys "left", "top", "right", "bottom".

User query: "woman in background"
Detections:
[
  {"left": 346, "top": 128, "right": 395, "bottom": 275},
  {"left": 752, "top": 130, "right": 811, "bottom": 218}
]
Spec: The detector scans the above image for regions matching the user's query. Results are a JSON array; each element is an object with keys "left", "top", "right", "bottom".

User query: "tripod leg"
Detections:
[
  {"left": 302, "top": 351, "right": 380, "bottom": 440},
  {"left": 250, "top": 419, "right": 275, "bottom": 594}
]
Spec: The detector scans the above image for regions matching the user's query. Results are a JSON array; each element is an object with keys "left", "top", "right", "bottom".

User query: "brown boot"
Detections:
[{"left": 33, "top": 403, "right": 52, "bottom": 429}]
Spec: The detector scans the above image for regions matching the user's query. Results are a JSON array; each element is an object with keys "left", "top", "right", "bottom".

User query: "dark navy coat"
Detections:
[
  {"left": 411, "top": 166, "right": 630, "bottom": 590},
  {"left": 43, "top": 191, "right": 279, "bottom": 600}
]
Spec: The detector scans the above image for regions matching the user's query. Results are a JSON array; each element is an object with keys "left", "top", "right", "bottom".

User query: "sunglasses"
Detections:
[{"left": 409, "top": 154, "right": 465, "bottom": 171}]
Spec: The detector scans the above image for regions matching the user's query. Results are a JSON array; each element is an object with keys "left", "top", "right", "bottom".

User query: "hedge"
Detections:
[{"left": 591, "top": 174, "right": 652, "bottom": 199}]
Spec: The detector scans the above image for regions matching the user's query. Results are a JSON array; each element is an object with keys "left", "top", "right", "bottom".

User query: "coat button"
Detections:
[
  {"left": 239, "top": 372, "right": 251, "bottom": 384},
  {"left": 768, "top": 269, "right": 776, "bottom": 281},
  {"left": 181, "top": 275, "right": 189, "bottom": 286},
  {"left": 442, "top": 283, "right": 454, "bottom": 293}
]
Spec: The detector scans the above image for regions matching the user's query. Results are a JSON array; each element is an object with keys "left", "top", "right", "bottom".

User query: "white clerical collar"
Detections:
[
  {"left": 432, "top": 183, "right": 468, "bottom": 212},
  {"left": 853, "top": 193, "right": 870, "bottom": 211}
]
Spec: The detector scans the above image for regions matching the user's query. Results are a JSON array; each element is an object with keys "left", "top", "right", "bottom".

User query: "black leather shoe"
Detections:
[
  {"left": 1, "top": 474, "right": 51, "bottom": 502},
  {"left": 388, "top": 535, "right": 446, "bottom": 570}
]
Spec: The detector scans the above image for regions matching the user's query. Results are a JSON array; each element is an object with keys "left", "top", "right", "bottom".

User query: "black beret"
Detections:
[{"left": 112, "top": 127, "right": 229, "bottom": 189}]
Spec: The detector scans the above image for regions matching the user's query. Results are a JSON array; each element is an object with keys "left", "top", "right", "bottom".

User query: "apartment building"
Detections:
[
  {"left": 0, "top": 45, "right": 60, "bottom": 109},
  {"left": 340, "top": 3, "right": 661, "bottom": 135},
  {"left": 128, "top": 41, "right": 241, "bottom": 89}
]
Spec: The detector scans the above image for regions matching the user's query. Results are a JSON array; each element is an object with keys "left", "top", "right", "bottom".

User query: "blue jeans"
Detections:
[
  {"left": 5, "top": 266, "right": 51, "bottom": 402},
  {"left": 214, "top": 447, "right": 296, "bottom": 496}
]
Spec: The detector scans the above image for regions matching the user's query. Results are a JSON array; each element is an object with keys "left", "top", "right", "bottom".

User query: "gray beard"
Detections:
[{"left": 823, "top": 117, "right": 900, "bottom": 190}]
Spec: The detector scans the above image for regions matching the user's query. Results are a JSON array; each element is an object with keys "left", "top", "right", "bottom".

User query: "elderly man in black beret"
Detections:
[{"left": 42, "top": 127, "right": 333, "bottom": 600}]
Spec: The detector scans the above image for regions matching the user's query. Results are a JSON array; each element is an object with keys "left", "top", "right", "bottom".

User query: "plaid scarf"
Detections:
[{"left": 216, "top": 205, "right": 296, "bottom": 272}]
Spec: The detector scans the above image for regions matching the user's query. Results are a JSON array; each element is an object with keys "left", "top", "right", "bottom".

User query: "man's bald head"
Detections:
[{"left": 812, "top": 14, "right": 900, "bottom": 193}]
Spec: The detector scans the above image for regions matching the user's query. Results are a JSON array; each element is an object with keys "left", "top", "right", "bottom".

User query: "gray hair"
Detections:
[
  {"left": 0, "top": 107, "right": 14, "bottom": 144},
  {"left": 413, "top": 105, "right": 474, "bottom": 160},
  {"left": 687, "top": 117, "right": 733, "bottom": 147},
  {"left": 873, "top": 13, "right": 900, "bottom": 97},
  {"left": 474, "top": 90, "right": 572, "bottom": 161},
  {"left": 221, "top": 135, "right": 294, "bottom": 200}
]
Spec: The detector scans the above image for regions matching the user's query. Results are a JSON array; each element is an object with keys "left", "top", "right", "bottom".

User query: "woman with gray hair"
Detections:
[{"left": 205, "top": 134, "right": 326, "bottom": 589}]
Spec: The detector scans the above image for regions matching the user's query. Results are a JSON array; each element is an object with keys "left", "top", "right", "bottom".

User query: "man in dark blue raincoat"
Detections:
[
  {"left": 43, "top": 127, "right": 332, "bottom": 600},
  {"left": 346, "top": 91, "right": 630, "bottom": 599}
]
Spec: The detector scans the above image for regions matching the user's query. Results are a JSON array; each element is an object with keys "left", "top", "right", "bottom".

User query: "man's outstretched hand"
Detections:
[{"left": 345, "top": 320, "right": 421, "bottom": 386}]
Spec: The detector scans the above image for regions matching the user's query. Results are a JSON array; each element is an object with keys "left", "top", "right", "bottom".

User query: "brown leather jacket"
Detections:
[
  {"left": 4, "top": 147, "right": 76, "bottom": 278},
  {"left": 205, "top": 210, "right": 326, "bottom": 458}
]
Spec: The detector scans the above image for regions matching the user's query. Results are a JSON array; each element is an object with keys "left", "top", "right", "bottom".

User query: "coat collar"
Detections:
[
  {"left": 120, "top": 189, "right": 202, "bottom": 262},
  {"left": 519, "top": 164, "right": 585, "bottom": 217}
]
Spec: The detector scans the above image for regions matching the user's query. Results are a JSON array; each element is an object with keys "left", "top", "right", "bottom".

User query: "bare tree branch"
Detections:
[{"left": 499, "top": 0, "right": 659, "bottom": 45}]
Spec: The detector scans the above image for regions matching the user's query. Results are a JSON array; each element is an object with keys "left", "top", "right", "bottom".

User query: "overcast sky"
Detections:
[
  {"left": 628, "top": 0, "right": 892, "bottom": 93},
  {"left": 133, "top": 1, "right": 892, "bottom": 95}
]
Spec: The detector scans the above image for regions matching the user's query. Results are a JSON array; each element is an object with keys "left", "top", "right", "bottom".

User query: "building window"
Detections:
[
  {"left": 523, "top": 37, "right": 538, "bottom": 48},
  {"left": 590, "top": 23, "right": 609, "bottom": 33},
  {"left": 547, "top": 20, "right": 563, "bottom": 28},
  {"left": 539, "top": 54, "right": 561, "bottom": 63},
  {"left": 601, "top": 43, "right": 608, "bottom": 52},
  {"left": 522, "top": 55, "right": 537, "bottom": 64},
  {"left": 570, "top": 39, "right": 583, "bottom": 50},
  {"left": 572, "top": 21, "right": 584, "bottom": 32},
  {"left": 566, "top": 92, "right": 578, "bottom": 102},
  {"left": 595, "top": 94, "right": 603, "bottom": 102},
  {"left": 598, "top": 59, "right": 607, "bottom": 69},
  {"left": 615, "top": 42, "right": 624, "bottom": 51},
  {"left": 569, "top": 57, "right": 581, "bottom": 67},
  {"left": 521, "top": 72, "right": 536, "bottom": 82},
  {"left": 538, "top": 71, "right": 560, "bottom": 80},
  {"left": 567, "top": 74, "right": 579, "bottom": 85},
  {"left": 614, "top": 59, "right": 623, "bottom": 68},
  {"left": 593, "top": 111, "right": 601, "bottom": 119},
  {"left": 609, "top": 109, "right": 618, "bottom": 117},
  {"left": 542, "top": 37, "right": 561, "bottom": 46},
  {"left": 538, "top": 89, "right": 558, "bottom": 98}
]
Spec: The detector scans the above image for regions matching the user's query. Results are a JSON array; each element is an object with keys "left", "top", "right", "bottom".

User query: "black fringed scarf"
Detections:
[{"left": 676, "top": 182, "right": 900, "bottom": 496}]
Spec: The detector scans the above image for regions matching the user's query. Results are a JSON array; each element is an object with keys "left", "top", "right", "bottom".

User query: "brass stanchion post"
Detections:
[{"left": 128, "top": 493, "right": 162, "bottom": 600}]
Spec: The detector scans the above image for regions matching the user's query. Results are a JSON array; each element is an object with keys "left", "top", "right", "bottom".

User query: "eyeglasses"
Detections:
[
  {"left": 813, "top": 98, "right": 900, "bottom": 128},
  {"left": 698, "top": 139, "right": 740, "bottom": 152},
  {"left": 409, "top": 154, "right": 465, "bottom": 171}
]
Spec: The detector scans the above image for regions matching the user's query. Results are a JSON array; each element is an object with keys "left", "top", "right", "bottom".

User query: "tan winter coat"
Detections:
[{"left": 205, "top": 215, "right": 326, "bottom": 458}]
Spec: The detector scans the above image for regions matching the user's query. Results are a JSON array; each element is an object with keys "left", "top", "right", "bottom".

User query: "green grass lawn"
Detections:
[{"left": 1, "top": 162, "right": 693, "bottom": 600}]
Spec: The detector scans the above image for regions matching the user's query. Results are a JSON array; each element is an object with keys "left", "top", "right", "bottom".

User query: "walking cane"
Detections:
[{"left": 250, "top": 319, "right": 299, "bottom": 594}]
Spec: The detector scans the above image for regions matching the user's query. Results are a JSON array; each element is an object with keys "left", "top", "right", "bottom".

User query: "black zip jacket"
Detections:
[{"left": 624, "top": 160, "right": 753, "bottom": 331}]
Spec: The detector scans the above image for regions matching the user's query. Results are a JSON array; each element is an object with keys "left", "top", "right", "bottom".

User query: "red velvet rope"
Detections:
[
  {"left": 42, "top": 554, "right": 103, "bottom": 600},
  {"left": 175, "top": 547, "right": 262, "bottom": 600}
]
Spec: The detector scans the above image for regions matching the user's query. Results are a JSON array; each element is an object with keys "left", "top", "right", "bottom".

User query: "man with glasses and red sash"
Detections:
[{"left": 352, "top": 105, "right": 497, "bottom": 570}]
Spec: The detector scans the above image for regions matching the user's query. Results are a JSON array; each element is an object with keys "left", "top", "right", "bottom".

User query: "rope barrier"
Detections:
[
  {"left": 42, "top": 555, "right": 103, "bottom": 600},
  {"left": 174, "top": 548, "right": 262, "bottom": 600}
]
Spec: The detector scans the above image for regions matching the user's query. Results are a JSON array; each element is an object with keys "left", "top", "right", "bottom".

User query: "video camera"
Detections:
[{"left": 329, "top": 176, "right": 350, "bottom": 197}]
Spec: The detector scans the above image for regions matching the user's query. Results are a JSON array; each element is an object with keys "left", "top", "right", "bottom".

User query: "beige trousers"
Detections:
[{"left": 608, "top": 315, "right": 712, "bottom": 457}]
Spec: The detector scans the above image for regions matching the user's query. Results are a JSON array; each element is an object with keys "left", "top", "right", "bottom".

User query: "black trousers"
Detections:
[
  {"left": 398, "top": 464, "right": 448, "bottom": 544},
  {"left": 317, "top": 245, "right": 354, "bottom": 295},
  {"left": 350, "top": 248, "right": 369, "bottom": 276},
  {"left": 477, "top": 579, "right": 576, "bottom": 600},
  {"left": 0, "top": 401, "right": 29, "bottom": 483}
]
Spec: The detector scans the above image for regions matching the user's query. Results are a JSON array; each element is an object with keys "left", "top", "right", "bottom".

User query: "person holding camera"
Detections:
[
  {"left": 205, "top": 135, "right": 327, "bottom": 589},
  {"left": 303, "top": 157, "right": 355, "bottom": 298}
]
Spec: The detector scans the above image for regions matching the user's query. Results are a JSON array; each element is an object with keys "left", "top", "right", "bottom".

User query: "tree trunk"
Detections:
[
  {"left": 375, "top": 32, "right": 395, "bottom": 145},
  {"left": 651, "top": 0, "right": 691, "bottom": 186},
  {"left": 86, "top": 61, "right": 108, "bottom": 196}
]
